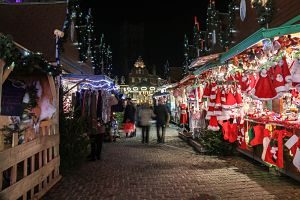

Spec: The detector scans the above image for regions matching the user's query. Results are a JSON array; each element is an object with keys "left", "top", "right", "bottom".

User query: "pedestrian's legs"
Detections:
[
  {"left": 156, "top": 125, "right": 161, "bottom": 143},
  {"left": 161, "top": 125, "right": 166, "bottom": 143},
  {"left": 90, "top": 135, "right": 96, "bottom": 161},
  {"left": 141, "top": 126, "right": 145, "bottom": 143},
  {"left": 96, "top": 134, "right": 104, "bottom": 160},
  {"left": 146, "top": 126, "right": 150, "bottom": 143}
]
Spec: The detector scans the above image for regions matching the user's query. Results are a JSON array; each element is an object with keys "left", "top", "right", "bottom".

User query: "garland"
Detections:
[
  {"left": 0, "top": 34, "right": 21, "bottom": 67},
  {"left": 251, "top": 0, "right": 274, "bottom": 26},
  {"left": 0, "top": 34, "right": 61, "bottom": 76}
]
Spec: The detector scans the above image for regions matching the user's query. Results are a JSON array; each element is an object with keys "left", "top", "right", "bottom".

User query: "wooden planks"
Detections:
[
  {"left": 0, "top": 157, "right": 60, "bottom": 200},
  {"left": 0, "top": 134, "right": 59, "bottom": 172}
]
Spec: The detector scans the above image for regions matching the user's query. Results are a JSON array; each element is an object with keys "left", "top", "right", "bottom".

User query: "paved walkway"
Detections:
[{"left": 44, "top": 125, "right": 300, "bottom": 200}]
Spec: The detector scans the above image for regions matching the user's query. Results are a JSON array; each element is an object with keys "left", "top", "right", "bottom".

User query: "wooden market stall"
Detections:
[
  {"left": 190, "top": 16, "right": 300, "bottom": 181},
  {"left": 218, "top": 17, "right": 300, "bottom": 181},
  {"left": 0, "top": 34, "right": 61, "bottom": 200}
]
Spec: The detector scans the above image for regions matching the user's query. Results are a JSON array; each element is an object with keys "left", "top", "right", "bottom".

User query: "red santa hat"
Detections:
[
  {"left": 246, "top": 73, "right": 258, "bottom": 93},
  {"left": 280, "top": 56, "right": 292, "bottom": 86},
  {"left": 238, "top": 73, "right": 249, "bottom": 92},
  {"left": 222, "top": 87, "right": 237, "bottom": 109},
  {"left": 252, "top": 69, "right": 277, "bottom": 100},
  {"left": 273, "top": 64, "right": 287, "bottom": 94},
  {"left": 202, "top": 82, "right": 211, "bottom": 98},
  {"left": 234, "top": 86, "right": 243, "bottom": 107},
  {"left": 210, "top": 82, "right": 217, "bottom": 100},
  {"left": 207, "top": 116, "right": 220, "bottom": 131},
  {"left": 214, "top": 86, "right": 222, "bottom": 108}
]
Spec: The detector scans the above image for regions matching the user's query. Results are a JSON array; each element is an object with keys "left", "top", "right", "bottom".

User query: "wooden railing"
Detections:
[{"left": 0, "top": 120, "right": 61, "bottom": 200}]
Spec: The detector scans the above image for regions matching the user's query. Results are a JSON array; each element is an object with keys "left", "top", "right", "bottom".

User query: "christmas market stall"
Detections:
[
  {"left": 61, "top": 74, "right": 119, "bottom": 140},
  {"left": 219, "top": 20, "right": 300, "bottom": 181},
  {"left": 169, "top": 75, "right": 207, "bottom": 137},
  {"left": 192, "top": 19, "right": 300, "bottom": 181},
  {"left": 0, "top": 34, "right": 61, "bottom": 199}
]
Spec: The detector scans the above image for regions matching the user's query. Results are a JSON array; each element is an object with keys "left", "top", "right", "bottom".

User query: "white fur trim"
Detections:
[
  {"left": 275, "top": 85, "right": 287, "bottom": 93},
  {"left": 292, "top": 75, "right": 300, "bottom": 83},
  {"left": 222, "top": 103, "right": 237, "bottom": 109},
  {"left": 208, "top": 102, "right": 215, "bottom": 107},
  {"left": 206, "top": 111, "right": 215, "bottom": 115},
  {"left": 276, "top": 74, "right": 283, "bottom": 82},
  {"left": 214, "top": 110, "right": 222, "bottom": 116},
  {"left": 251, "top": 91, "right": 281, "bottom": 101},
  {"left": 207, "top": 125, "right": 220, "bottom": 131},
  {"left": 215, "top": 103, "right": 221, "bottom": 107},
  {"left": 217, "top": 115, "right": 230, "bottom": 121},
  {"left": 261, "top": 136, "right": 271, "bottom": 161},
  {"left": 285, "top": 75, "right": 292, "bottom": 83},
  {"left": 260, "top": 69, "right": 268, "bottom": 77},
  {"left": 210, "top": 94, "right": 216, "bottom": 99}
]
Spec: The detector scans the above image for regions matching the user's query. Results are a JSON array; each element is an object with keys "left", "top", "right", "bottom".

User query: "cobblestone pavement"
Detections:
[{"left": 44, "top": 125, "right": 300, "bottom": 200}]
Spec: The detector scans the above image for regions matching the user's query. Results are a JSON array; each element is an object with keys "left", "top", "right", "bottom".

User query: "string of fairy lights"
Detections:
[{"left": 62, "top": 0, "right": 113, "bottom": 76}]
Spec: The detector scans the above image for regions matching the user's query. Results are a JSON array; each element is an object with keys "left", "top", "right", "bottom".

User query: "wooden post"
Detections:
[
  {"left": 10, "top": 165, "right": 17, "bottom": 185},
  {"left": 0, "top": 170, "right": 2, "bottom": 191},
  {"left": 39, "top": 151, "right": 42, "bottom": 191},
  {"left": 0, "top": 133, "right": 4, "bottom": 151},
  {"left": 0, "top": 59, "right": 4, "bottom": 114},
  {"left": 31, "top": 155, "right": 35, "bottom": 197},
  {"left": 12, "top": 132, "right": 19, "bottom": 147},
  {"left": 24, "top": 158, "right": 28, "bottom": 177}
]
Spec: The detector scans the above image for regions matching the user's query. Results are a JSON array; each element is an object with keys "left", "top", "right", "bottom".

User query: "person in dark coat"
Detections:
[
  {"left": 154, "top": 98, "right": 170, "bottom": 143},
  {"left": 123, "top": 98, "right": 136, "bottom": 137},
  {"left": 89, "top": 119, "right": 105, "bottom": 161}
]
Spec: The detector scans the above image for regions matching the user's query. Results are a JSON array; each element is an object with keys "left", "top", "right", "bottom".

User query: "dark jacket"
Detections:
[
  {"left": 154, "top": 104, "right": 169, "bottom": 126},
  {"left": 123, "top": 104, "right": 136, "bottom": 123}
]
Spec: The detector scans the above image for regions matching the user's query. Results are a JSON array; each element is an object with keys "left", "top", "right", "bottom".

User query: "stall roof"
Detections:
[
  {"left": 220, "top": 21, "right": 300, "bottom": 63},
  {"left": 193, "top": 59, "right": 222, "bottom": 76},
  {"left": 188, "top": 53, "right": 221, "bottom": 69},
  {"left": 62, "top": 74, "right": 117, "bottom": 90}
]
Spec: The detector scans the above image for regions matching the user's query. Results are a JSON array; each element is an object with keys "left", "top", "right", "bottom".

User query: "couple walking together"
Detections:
[{"left": 138, "top": 98, "right": 170, "bottom": 144}]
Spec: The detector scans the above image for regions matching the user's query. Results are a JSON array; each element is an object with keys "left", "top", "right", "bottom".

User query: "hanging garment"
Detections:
[{"left": 180, "top": 104, "right": 188, "bottom": 124}]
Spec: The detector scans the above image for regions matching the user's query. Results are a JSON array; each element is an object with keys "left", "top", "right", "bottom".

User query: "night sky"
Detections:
[{"left": 81, "top": 0, "right": 229, "bottom": 77}]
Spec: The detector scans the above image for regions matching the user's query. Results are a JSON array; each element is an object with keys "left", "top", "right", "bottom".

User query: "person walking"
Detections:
[
  {"left": 154, "top": 98, "right": 170, "bottom": 143},
  {"left": 138, "top": 103, "right": 155, "bottom": 144},
  {"left": 123, "top": 98, "right": 136, "bottom": 137},
  {"left": 89, "top": 119, "right": 105, "bottom": 161}
]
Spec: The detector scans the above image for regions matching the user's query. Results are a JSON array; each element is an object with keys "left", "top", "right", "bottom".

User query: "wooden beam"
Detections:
[
  {"left": 0, "top": 59, "right": 4, "bottom": 114},
  {"left": 2, "top": 66, "right": 14, "bottom": 84},
  {"left": 0, "top": 170, "right": 2, "bottom": 192},
  {"left": 47, "top": 76, "right": 56, "bottom": 100}
]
